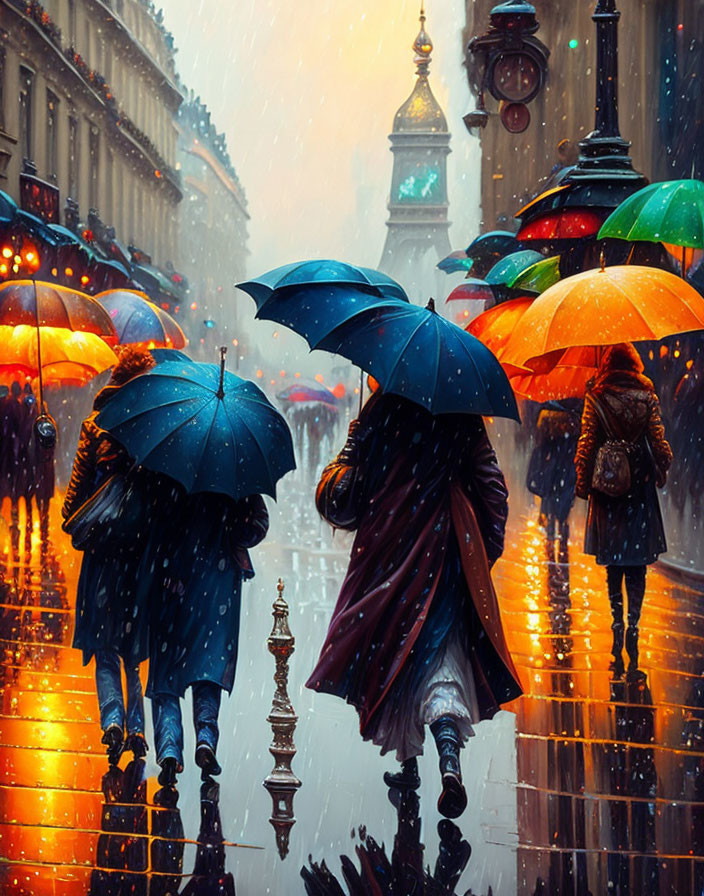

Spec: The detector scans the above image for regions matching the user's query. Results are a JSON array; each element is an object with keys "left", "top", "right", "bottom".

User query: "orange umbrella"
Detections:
[
  {"left": 0, "top": 324, "right": 117, "bottom": 387},
  {"left": 469, "top": 299, "right": 598, "bottom": 401},
  {"left": 502, "top": 263, "right": 704, "bottom": 371}
]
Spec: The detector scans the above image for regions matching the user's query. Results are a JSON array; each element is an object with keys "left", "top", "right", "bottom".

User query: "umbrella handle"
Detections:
[
  {"left": 358, "top": 369, "right": 363, "bottom": 416},
  {"left": 217, "top": 345, "right": 227, "bottom": 399},
  {"left": 33, "top": 277, "right": 44, "bottom": 410}
]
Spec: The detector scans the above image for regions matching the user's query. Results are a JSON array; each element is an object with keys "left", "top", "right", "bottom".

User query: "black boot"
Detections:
[
  {"left": 101, "top": 724, "right": 124, "bottom": 766},
  {"left": 610, "top": 621, "right": 625, "bottom": 678},
  {"left": 195, "top": 743, "right": 222, "bottom": 780},
  {"left": 383, "top": 757, "right": 420, "bottom": 791},
  {"left": 625, "top": 625, "right": 640, "bottom": 678},
  {"left": 158, "top": 757, "right": 182, "bottom": 787},
  {"left": 430, "top": 716, "right": 467, "bottom": 819}
]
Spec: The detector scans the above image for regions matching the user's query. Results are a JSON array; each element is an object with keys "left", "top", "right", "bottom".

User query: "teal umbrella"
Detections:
[
  {"left": 485, "top": 249, "right": 543, "bottom": 286},
  {"left": 96, "top": 350, "right": 295, "bottom": 500}
]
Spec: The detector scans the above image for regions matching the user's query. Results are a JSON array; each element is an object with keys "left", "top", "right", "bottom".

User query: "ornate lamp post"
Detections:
[{"left": 263, "top": 579, "right": 301, "bottom": 860}]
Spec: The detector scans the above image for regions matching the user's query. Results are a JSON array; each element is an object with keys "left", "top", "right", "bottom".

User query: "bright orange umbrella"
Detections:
[
  {"left": 0, "top": 324, "right": 117, "bottom": 387},
  {"left": 502, "top": 263, "right": 704, "bottom": 371},
  {"left": 469, "top": 299, "right": 598, "bottom": 401}
]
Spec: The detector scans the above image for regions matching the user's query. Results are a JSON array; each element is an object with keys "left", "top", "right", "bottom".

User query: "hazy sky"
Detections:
[{"left": 162, "top": 0, "right": 481, "bottom": 278}]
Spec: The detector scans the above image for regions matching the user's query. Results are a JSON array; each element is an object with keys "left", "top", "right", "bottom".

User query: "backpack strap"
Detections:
[{"left": 586, "top": 392, "right": 618, "bottom": 441}]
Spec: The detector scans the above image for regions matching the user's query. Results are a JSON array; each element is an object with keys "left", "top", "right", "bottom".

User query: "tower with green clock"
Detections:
[{"left": 379, "top": 5, "right": 451, "bottom": 296}]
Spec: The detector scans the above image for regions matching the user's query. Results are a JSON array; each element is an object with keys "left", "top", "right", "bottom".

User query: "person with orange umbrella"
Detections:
[{"left": 575, "top": 344, "right": 672, "bottom": 680}]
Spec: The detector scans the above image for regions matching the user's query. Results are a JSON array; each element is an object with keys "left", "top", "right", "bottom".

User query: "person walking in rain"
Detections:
[
  {"left": 526, "top": 399, "right": 582, "bottom": 563},
  {"left": 575, "top": 343, "right": 673, "bottom": 679},
  {"left": 147, "top": 489, "right": 269, "bottom": 786},
  {"left": 62, "top": 347, "right": 156, "bottom": 764},
  {"left": 307, "top": 388, "right": 522, "bottom": 819}
]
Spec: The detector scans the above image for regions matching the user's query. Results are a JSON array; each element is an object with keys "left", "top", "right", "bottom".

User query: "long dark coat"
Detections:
[
  {"left": 575, "top": 370, "right": 673, "bottom": 566},
  {"left": 62, "top": 385, "right": 152, "bottom": 665},
  {"left": 0, "top": 395, "right": 21, "bottom": 501},
  {"left": 526, "top": 400, "right": 581, "bottom": 523},
  {"left": 146, "top": 492, "right": 269, "bottom": 699},
  {"left": 306, "top": 393, "right": 522, "bottom": 742}
]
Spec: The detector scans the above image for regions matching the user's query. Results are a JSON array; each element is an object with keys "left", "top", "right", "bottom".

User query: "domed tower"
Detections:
[{"left": 379, "top": 5, "right": 452, "bottom": 299}]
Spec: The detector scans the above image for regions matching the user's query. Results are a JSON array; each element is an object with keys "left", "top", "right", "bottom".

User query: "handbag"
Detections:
[
  {"left": 62, "top": 470, "right": 146, "bottom": 552},
  {"left": 588, "top": 394, "right": 634, "bottom": 498}
]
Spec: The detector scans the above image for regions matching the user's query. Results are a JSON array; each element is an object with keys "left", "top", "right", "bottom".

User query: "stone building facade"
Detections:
[
  {"left": 0, "top": 0, "right": 182, "bottom": 266},
  {"left": 464, "top": 0, "right": 704, "bottom": 230},
  {"left": 176, "top": 94, "right": 249, "bottom": 357}
]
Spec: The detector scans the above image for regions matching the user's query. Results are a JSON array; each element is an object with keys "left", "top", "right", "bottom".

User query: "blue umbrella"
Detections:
[
  {"left": 312, "top": 298, "right": 519, "bottom": 419},
  {"left": 95, "top": 351, "right": 295, "bottom": 500},
  {"left": 437, "top": 250, "right": 474, "bottom": 274},
  {"left": 465, "top": 230, "right": 520, "bottom": 258},
  {"left": 239, "top": 259, "right": 409, "bottom": 306}
]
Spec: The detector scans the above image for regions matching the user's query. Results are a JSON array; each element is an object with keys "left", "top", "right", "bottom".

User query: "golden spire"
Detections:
[{"left": 413, "top": 2, "right": 433, "bottom": 76}]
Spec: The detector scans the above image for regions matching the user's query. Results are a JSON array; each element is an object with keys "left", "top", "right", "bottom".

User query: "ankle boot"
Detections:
[
  {"left": 383, "top": 757, "right": 420, "bottom": 791},
  {"left": 430, "top": 716, "right": 468, "bottom": 819},
  {"left": 625, "top": 625, "right": 639, "bottom": 673},
  {"left": 610, "top": 621, "right": 625, "bottom": 677}
]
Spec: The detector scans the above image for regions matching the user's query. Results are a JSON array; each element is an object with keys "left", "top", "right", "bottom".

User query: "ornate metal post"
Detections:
[
  {"left": 263, "top": 579, "right": 301, "bottom": 860},
  {"left": 569, "top": 0, "right": 645, "bottom": 186}
]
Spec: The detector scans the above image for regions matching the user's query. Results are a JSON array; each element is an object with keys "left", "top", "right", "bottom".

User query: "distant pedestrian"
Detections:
[
  {"left": 575, "top": 343, "right": 673, "bottom": 679},
  {"left": 62, "top": 347, "right": 157, "bottom": 765},
  {"left": 526, "top": 399, "right": 581, "bottom": 563}
]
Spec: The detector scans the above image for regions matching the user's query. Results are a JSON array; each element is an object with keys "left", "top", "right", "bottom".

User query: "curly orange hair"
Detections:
[{"left": 109, "top": 345, "right": 155, "bottom": 386}]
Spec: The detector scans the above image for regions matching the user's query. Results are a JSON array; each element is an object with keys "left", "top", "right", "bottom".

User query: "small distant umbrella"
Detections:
[
  {"left": 598, "top": 179, "right": 704, "bottom": 277},
  {"left": 445, "top": 279, "right": 495, "bottom": 304},
  {"left": 485, "top": 250, "right": 544, "bottom": 287},
  {"left": 277, "top": 382, "right": 338, "bottom": 405},
  {"left": 96, "top": 289, "right": 187, "bottom": 349},
  {"left": 507, "top": 255, "right": 562, "bottom": 294},
  {"left": 464, "top": 231, "right": 521, "bottom": 278},
  {"left": 437, "top": 250, "right": 474, "bottom": 274},
  {"left": 96, "top": 349, "right": 295, "bottom": 501}
]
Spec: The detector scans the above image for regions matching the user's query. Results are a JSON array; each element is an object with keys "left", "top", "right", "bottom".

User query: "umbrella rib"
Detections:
[
  {"left": 102, "top": 394, "right": 206, "bottom": 427},
  {"left": 138, "top": 398, "right": 217, "bottom": 484},
  {"left": 191, "top": 398, "right": 225, "bottom": 492},
  {"left": 382, "top": 313, "right": 431, "bottom": 386}
]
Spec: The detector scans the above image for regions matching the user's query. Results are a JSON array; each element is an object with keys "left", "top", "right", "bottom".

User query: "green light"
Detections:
[{"left": 568, "top": 39, "right": 579, "bottom": 49}]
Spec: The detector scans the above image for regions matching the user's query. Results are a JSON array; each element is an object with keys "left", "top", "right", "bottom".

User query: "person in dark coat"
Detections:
[
  {"left": 526, "top": 399, "right": 582, "bottom": 562},
  {"left": 62, "top": 347, "right": 157, "bottom": 764},
  {"left": 307, "top": 391, "right": 522, "bottom": 819},
  {"left": 1, "top": 382, "right": 29, "bottom": 557},
  {"left": 575, "top": 343, "right": 673, "bottom": 679},
  {"left": 147, "top": 490, "right": 269, "bottom": 785}
]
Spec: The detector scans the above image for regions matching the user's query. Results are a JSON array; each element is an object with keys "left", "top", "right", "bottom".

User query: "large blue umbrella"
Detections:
[
  {"left": 239, "top": 259, "right": 409, "bottom": 306},
  {"left": 95, "top": 351, "right": 295, "bottom": 500}
]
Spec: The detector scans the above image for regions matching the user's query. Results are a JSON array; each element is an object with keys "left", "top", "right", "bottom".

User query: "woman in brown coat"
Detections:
[
  {"left": 63, "top": 347, "right": 156, "bottom": 764},
  {"left": 575, "top": 343, "right": 672, "bottom": 678}
]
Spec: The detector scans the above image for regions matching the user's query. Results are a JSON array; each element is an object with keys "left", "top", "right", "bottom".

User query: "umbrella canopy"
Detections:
[
  {"left": 507, "top": 255, "right": 562, "bottom": 293},
  {"left": 239, "top": 260, "right": 409, "bottom": 307},
  {"left": 149, "top": 348, "right": 191, "bottom": 365},
  {"left": 485, "top": 250, "right": 544, "bottom": 287},
  {"left": 517, "top": 209, "right": 605, "bottom": 242},
  {"left": 437, "top": 250, "right": 474, "bottom": 274},
  {"left": 502, "top": 263, "right": 704, "bottom": 371},
  {"left": 445, "top": 279, "right": 495, "bottom": 304},
  {"left": 0, "top": 324, "right": 117, "bottom": 387},
  {"left": 0, "top": 280, "right": 117, "bottom": 341},
  {"left": 509, "top": 364, "right": 595, "bottom": 403},
  {"left": 95, "top": 353, "right": 295, "bottom": 501},
  {"left": 467, "top": 296, "right": 534, "bottom": 369},
  {"left": 313, "top": 299, "right": 519, "bottom": 419},
  {"left": 598, "top": 179, "right": 704, "bottom": 249},
  {"left": 277, "top": 381, "right": 338, "bottom": 405},
  {"left": 464, "top": 231, "right": 521, "bottom": 279},
  {"left": 97, "top": 289, "right": 187, "bottom": 349}
]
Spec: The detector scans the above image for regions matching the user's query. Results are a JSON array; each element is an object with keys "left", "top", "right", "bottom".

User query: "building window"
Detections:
[
  {"left": 68, "top": 116, "right": 79, "bottom": 200},
  {"left": 0, "top": 48, "right": 5, "bottom": 131},
  {"left": 19, "top": 66, "right": 34, "bottom": 162},
  {"left": 89, "top": 126, "right": 100, "bottom": 209},
  {"left": 46, "top": 91, "right": 59, "bottom": 182},
  {"left": 68, "top": 0, "right": 76, "bottom": 47}
]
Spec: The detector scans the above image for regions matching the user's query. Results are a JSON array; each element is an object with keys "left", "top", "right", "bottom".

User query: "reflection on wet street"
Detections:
[
  {"left": 496, "top": 510, "right": 704, "bottom": 895},
  {"left": 1, "top": 479, "right": 703, "bottom": 894}
]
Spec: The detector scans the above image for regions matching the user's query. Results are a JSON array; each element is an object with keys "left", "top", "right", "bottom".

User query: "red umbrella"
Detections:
[
  {"left": 445, "top": 280, "right": 495, "bottom": 304},
  {"left": 517, "top": 209, "right": 606, "bottom": 242}
]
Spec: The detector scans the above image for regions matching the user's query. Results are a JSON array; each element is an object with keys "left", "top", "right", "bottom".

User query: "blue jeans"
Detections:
[
  {"left": 151, "top": 682, "right": 222, "bottom": 767},
  {"left": 95, "top": 649, "right": 145, "bottom": 736}
]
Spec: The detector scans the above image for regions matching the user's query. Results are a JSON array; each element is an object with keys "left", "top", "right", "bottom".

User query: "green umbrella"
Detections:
[
  {"left": 598, "top": 179, "right": 704, "bottom": 275},
  {"left": 484, "top": 249, "right": 543, "bottom": 286},
  {"left": 507, "top": 254, "right": 561, "bottom": 293}
]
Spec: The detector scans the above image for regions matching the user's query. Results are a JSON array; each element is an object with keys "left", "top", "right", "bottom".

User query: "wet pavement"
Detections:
[{"left": 0, "top": 475, "right": 702, "bottom": 894}]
